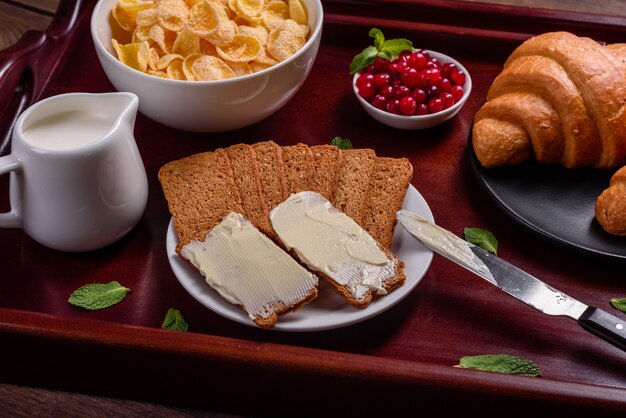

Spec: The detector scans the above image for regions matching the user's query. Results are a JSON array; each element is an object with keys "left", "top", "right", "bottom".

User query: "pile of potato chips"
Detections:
[{"left": 110, "top": 0, "right": 310, "bottom": 80}]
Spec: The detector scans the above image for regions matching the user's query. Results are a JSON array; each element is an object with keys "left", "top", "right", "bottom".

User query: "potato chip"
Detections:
[
  {"left": 172, "top": 29, "right": 201, "bottom": 56},
  {"left": 288, "top": 0, "right": 307, "bottom": 25},
  {"left": 199, "top": 38, "right": 218, "bottom": 56},
  {"left": 132, "top": 24, "right": 152, "bottom": 42},
  {"left": 227, "top": 61, "right": 253, "bottom": 77},
  {"left": 231, "top": 0, "right": 264, "bottom": 21},
  {"left": 262, "top": 0, "right": 289, "bottom": 29},
  {"left": 185, "top": 1, "right": 225, "bottom": 38},
  {"left": 136, "top": 8, "right": 158, "bottom": 26},
  {"left": 203, "top": 17, "right": 237, "bottom": 47},
  {"left": 148, "top": 69, "right": 168, "bottom": 77},
  {"left": 148, "top": 47, "right": 161, "bottom": 70},
  {"left": 149, "top": 24, "right": 177, "bottom": 53},
  {"left": 157, "top": 0, "right": 190, "bottom": 32},
  {"left": 238, "top": 24, "right": 268, "bottom": 45},
  {"left": 166, "top": 59, "right": 187, "bottom": 79},
  {"left": 254, "top": 48, "right": 279, "bottom": 65},
  {"left": 191, "top": 55, "right": 237, "bottom": 80},
  {"left": 250, "top": 61, "right": 272, "bottom": 73},
  {"left": 183, "top": 53, "right": 202, "bottom": 80},
  {"left": 112, "top": 3, "right": 138, "bottom": 31},
  {"left": 157, "top": 53, "right": 184, "bottom": 70},
  {"left": 111, "top": 39, "right": 150, "bottom": 72},
  {"left": 217, "top": 34, "right": 262, "bottom": 62},
  {"left": 266, "top": 19, "right": 305, "bottom": 61},
  {"left": 118, "top": 0, "right": 154, "bottom": 12}
]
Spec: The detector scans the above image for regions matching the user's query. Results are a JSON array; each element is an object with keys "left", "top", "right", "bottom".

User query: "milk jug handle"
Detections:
[{"left": 0, "top": 154, "right": 23, "bottom": 228}]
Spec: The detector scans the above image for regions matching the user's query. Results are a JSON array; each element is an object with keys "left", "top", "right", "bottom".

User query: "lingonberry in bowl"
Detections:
[{"left": 353, "top": 49, "right": 472, "bottom": 130}]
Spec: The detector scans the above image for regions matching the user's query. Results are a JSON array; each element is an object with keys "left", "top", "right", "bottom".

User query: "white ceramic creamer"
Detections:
[{"left": 0, "top": 92, "right": 148, "bottom": 252}]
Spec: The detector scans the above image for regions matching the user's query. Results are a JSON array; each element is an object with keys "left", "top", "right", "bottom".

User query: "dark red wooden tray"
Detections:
[{"left": 1, "top": 0, "right": 626, "bottom": 415}]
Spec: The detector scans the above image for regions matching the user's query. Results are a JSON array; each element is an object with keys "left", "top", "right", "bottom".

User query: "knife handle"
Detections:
[{"left": 578, "top": 307, "right": 626, "bottom": 352}]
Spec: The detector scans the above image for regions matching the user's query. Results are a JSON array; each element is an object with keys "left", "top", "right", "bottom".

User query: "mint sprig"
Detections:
[
  {"left": 68, "top": 281, "right": 130, "bottom": 310},
  {"left": 610, "top": 298, "right": 626, "bottom": 313},
  {"left": 464, "top": 227, "right": 498, "bottom": 255},
  {"left": 162, "top": 308, "right": 188, "bottom": 331},
  {"left": 330, "top": 136, "right": 353, "bottom": 150},
  {"left": 349, "top": 28, "right": 413, "bottom": 74},
  {"left": 457, "top": 354, "right": 541, "bottom": 377}
]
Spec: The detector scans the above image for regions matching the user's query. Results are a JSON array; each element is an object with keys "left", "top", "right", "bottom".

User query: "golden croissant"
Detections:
[
  {"left": 595, "top": 166, "right": 626, "bottom": 236},
  {"left": 472, "top": 32, "right": 626, "bottom": 169}
]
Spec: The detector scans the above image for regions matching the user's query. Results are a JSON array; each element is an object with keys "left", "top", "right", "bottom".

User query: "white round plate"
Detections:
[{"left": 166, "top": 184, "right": 434, "bottom": 332}]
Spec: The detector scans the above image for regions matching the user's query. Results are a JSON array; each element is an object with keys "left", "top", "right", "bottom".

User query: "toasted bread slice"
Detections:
[
  {"left": 158, "top": 150, "right": 243, "bottom": 253},
  {"left": 361, "top": 157, "right": 413, "bottom": 248},
  {"left": 252, "top": 140, "right": 289, "bottom": 209},
  {"left": 282, "top": 143, "right": 314, "bottom": 195},
  {"left": 333, "top": 148, "right": 377, "bottom": 224},
  {"left": 310, "top": 144, "right": 343, "bottom": 202},
  {"left": 222, "top": 143, "right": 275, "bottom": 239},
  {"left": 270, "top": 191, "right": 406, "bottom": 309}
]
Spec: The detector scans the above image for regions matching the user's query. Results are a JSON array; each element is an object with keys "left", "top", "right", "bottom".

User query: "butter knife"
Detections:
[{"left": 397, "top": 210, "right": 626, "bottom": 353}]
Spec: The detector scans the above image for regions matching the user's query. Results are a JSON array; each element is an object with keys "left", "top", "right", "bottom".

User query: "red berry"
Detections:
[
  {"left": 428, "top": 57, "right": 441, "bottom": 68},
  {"left": 399, "top": 50, "right": 412, "bottom": 61},
  {"left": 356, "top": 73, "right": 374, "bottom": 88},
  {"left": 424, "top": 84, "right": 439, "bottom": 99},
  {"left": 373, "top": 72, "right": 391, "bottom": 88},
  {"left": 371, "top": 94, "right": 388, "bottom": 110},
  {"left": 440, "top": 62, "right": 457, "bottom": 78},
  {"left": 435, "top": 77, "right": 451, "bottom": 92},
  {"left": 393, "top": 85, "right": 411, "bottom": 99},
  {"left": 396, "top": 60, "right": 409, "bottom": 73},
  {"left": 450, "top": 84, "right": 464, "bottom": 101},
  {"left": 387, "top": 62, "right": 399, "bottom": 75},
  {"left": 358, "top": 81, "right": 376, "bottom": 99},
  {"left": 372, "top": 57, "right": 388, "bottom": 73},
  {"left": 386, "top": 99, "right": 401, "bottom": 114},
  {"left": 399, "top": 96, "right": 417, "bottom": 115},
  {"left": 411, "top": 88, "right": 427, "bottom": 105},
  {"left": 440, "top": 92, "right": 455, "bottom": 109},
  {"left": 451, "top": 68, "right": 466, "bottom": 85},
  {"left": 379, "top": 85, "right": 395, "bottom": 98},
  {"left": 427, "top": 97, "right": 443, "bottom": 113},
  {"left": 417, "top": 49, "right": 430, "bottom": 60},
  {"left": 407, "top": 52, "right": 427, "bottom": 70},
  {"left": 400, "top": 68, "right": 420, "bottom": 87},
  {"left": 415, "top": 103, "right": 429, "bottom": 115}
]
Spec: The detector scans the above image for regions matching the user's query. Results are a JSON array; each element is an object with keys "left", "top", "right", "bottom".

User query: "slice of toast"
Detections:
[
  {"left": 310, "top": 144, "right": 343, "bottom": 202},
  {"left": 270, "top": 191, "right": 406, "bottom": 309},
  {"left": 180, "top": 212, "right": 319, "bottom": 329},
  {"left": 158, "top": 150, "right": 244, "bottom": 253},
  {"left": 332, "top": 148, "right": 377, "bottom": 225},
  {"left": 251, "top": 140, "right": 289, "bottom": 209},
  {"left": 222, "top": 143, "right": 275, "bottom": 239},
  {"left": 361, "top": 157, "right": 413, "bottom": 248},
  {"left": 281, "top": 143, "right": 314, "bottom": 195}
]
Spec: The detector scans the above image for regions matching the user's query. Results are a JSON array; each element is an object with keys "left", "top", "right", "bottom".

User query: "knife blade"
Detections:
[{"left": 397, "top": 209, "right": 626, "bottom": 353}]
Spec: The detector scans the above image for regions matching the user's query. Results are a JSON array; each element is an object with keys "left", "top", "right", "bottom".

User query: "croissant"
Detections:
[
  {"left": 472, "top": 32, "right": 626, "bottom": 169},
  {"left": 595, "top": 166, "right": 626, "bottom": 236}
]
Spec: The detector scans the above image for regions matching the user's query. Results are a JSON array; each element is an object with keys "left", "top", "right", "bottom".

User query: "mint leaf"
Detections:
[
  {"left": 457, "top": 354, "right": 541, "bottom": 377},
  {"left": 330, "top": 136, "right": 353, "bottom": 150},
  {"left": 349, "top": 45, "right": 378, "bottom": 74},
  {"left": 610, "top": 298, "right": 626, "bottom": 313},
  {"left": 68, "top": 281, "right": 130, "bottom": 310},
  {"left": 379, "top": 38, "right": 413, "bottom": 59},
  {"left": 368, "top": 28, "right": 385, "bottom": 50},
  {"left": 350, "top": 28, "right": 414, "bottom": 74},
  {"left": 464, "top": 227, "right": 498, "bottom": 255},
  {"left": 162, "top": 308, "right": 188, "bottom": 331}
]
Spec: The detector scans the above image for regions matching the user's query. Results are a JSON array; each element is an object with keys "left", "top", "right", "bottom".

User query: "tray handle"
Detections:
[{"left": 0, "top": 0, "right": 86, "bottom": 156}]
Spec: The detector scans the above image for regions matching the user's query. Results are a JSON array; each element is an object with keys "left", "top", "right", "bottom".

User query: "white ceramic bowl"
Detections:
[
  {"left": 353, "top": 50, "right": 472, "bottom": 130},
  {"left": 91, "top": 0, "right": 323, "bottom": 132}
]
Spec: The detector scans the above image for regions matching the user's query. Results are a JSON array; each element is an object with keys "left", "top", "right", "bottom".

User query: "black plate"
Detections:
[{"left": 468, "top": 136, "right": 626, "bottom": 263}]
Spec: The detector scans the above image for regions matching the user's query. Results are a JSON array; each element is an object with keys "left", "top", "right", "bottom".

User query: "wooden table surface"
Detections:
[{"left": 1, "top": 0, "right": 625, "bottom": 416}]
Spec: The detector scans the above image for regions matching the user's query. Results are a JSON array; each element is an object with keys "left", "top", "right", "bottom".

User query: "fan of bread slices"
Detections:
[
  {"left": 158, "top": 140, "right": 413, "bottom": 328},
  {"left": 471, "top": 31, "right": 626, "bottom": 236}
]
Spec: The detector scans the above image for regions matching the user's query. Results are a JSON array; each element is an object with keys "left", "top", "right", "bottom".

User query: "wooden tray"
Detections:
[{"left": 1, "top": 0, "right": 626, "bottom": 414}]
